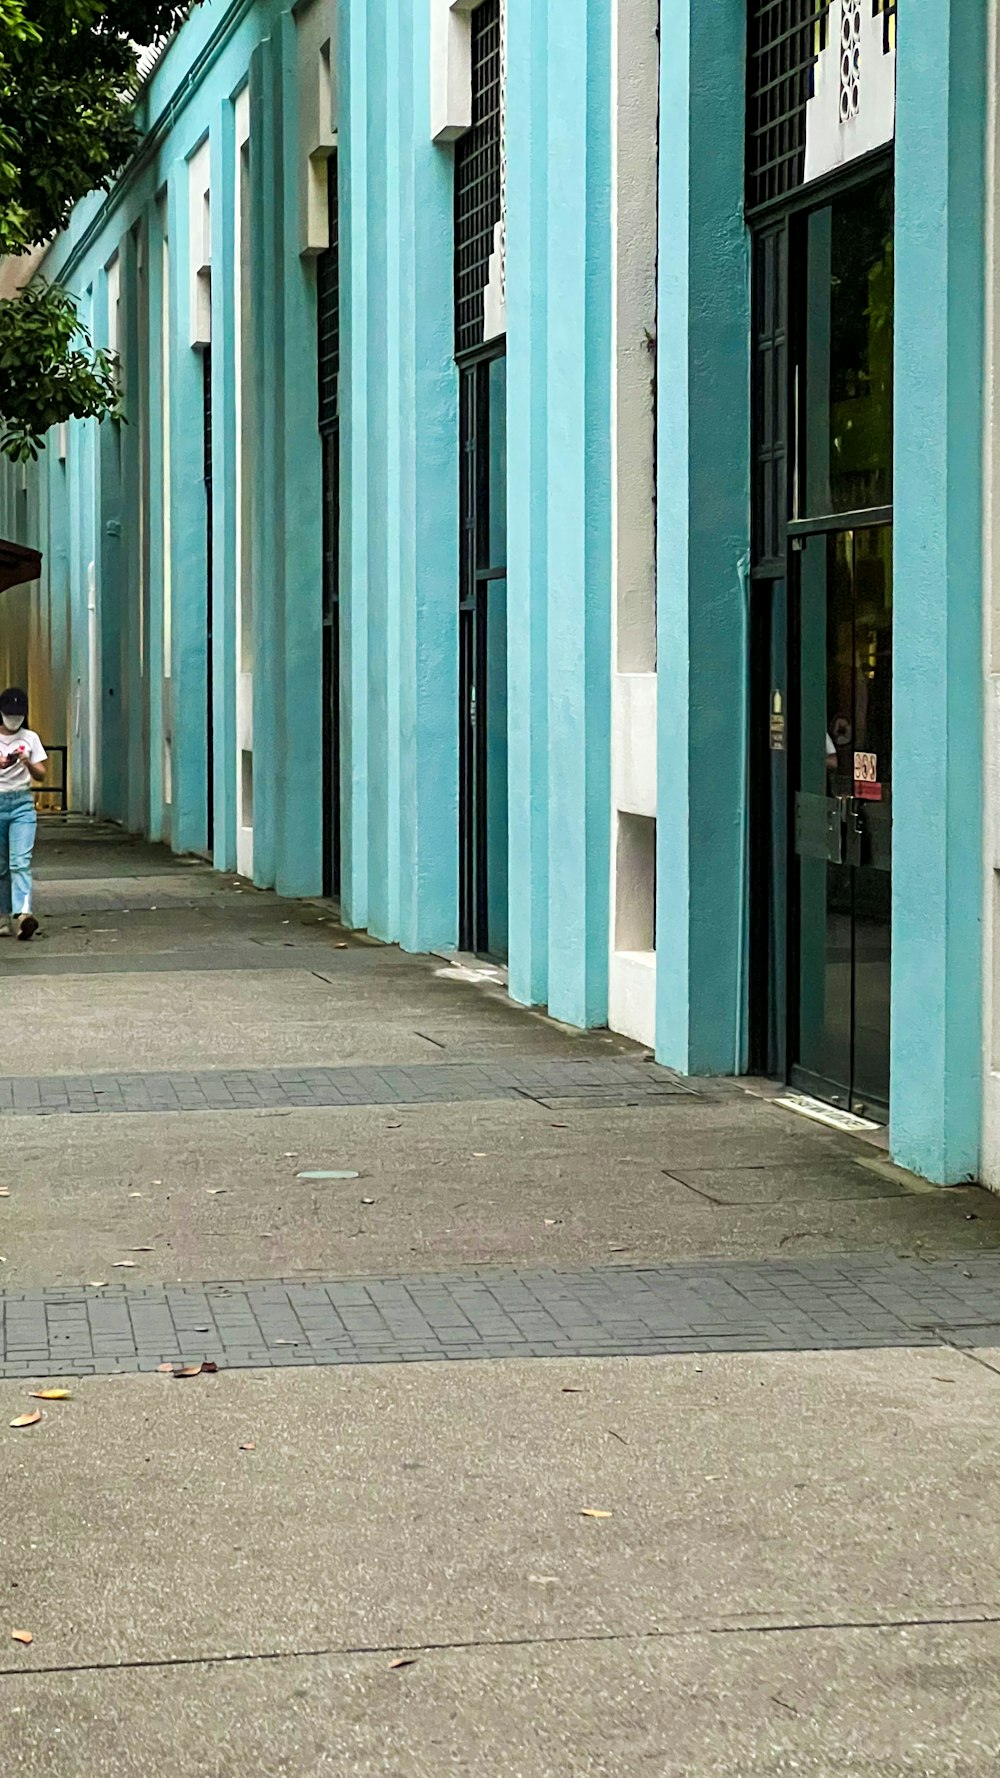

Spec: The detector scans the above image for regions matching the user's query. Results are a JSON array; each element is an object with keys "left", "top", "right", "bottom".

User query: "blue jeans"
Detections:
[{"left": 0, "top": 792, "right": 36, "bottom": 917}]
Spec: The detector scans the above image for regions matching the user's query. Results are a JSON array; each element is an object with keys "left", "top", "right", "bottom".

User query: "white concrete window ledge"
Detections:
[{"left": 430, "top": 0, "right": 475, "bottom": 143}]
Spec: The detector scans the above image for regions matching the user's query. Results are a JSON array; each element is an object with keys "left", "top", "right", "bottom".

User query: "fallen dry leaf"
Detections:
[
  {"left": 173, "top": 1364, "right": 206, "bottom": 1378},
  {"left": 206, "top": 1188, "right": 228, "bottom": 1196},
  {"left": 10, "top": 1630, "right": 32, "bottom": 1645},
  {"left": 29, "top": 1389, "right": 71, "bottom": 1401},
  {"left": 239, "top": 1441, "right": 256, "bottom": 1452},
  {"left": 127, "top": 1246, "right": 154, "bottom": 1253},
  {"left": 113, "top": 1260, "right": 138, "bottom": 1269},
  {"left": 361, "top": 1197, "right": 375, "bottom": 1206},
  {"left": 200, "top": 1361, "right": 219, "bottom": 1374},
  {"left": 9, "top": 1411, "right": 41, "bottom": 1429},
  {"left": 389, "top": 1657, "right": 417, "bottom": 1670},
  {"left": 0, "top": 1188, "right": 9, "bottom": 1197},
  {"left": 528, "top": 1574, "right": 559, "bottom": 1586},
  {"left": 471, "top": 1152, "right": 487, "bottom": 1159},
  {"left": 157, "top": 1363, "right": 175, "bottom": 1374},
  {"left": 89, "top": 1281, "right": 108, "bottom": 1290},
  {"left": 580, "top": 1509, "right": 612, "bottom": 1520},
  {"left": 562, "top": 1386, "right": 584, "bottom": 1394}
]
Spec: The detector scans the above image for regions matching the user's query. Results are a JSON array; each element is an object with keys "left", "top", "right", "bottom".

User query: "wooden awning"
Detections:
[{"left": 0, "top": 539, "right": 41, "bottom": 593}]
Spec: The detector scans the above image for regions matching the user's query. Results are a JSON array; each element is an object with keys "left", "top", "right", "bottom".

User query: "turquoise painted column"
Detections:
[
  {"left": 397, "top": 0, "right": 458, "bottom": 954},
  {"left": 505, "top": 0, "right": 549, "bottom": 1007},
  {"left": 94, "top": 265, "right": 126, "bottom": 824},
  {"left": 249, "top": 37, "right": 284, "bottom": 887},
  {"left": 337, "top": 0, "right": 370, "bottom": 930},
  {"left": 277, "top": 9, "right": 324, "bottom": 898},
  {"left": 147, "top": 198, "right": 168, "bottom": 842},
  {"left": 891, "top": 0, "right": 986, "bottom": 1182},
  {"left": 211, "top": 99, "right": 238, "bottom": 873},
  {"left": 167, "top": 152, "right": 211, "bottom": 857},
  {"left": 655, "top": 0, "right": 750, "bottom": 1075},
  {"left": 362, "top": 0, "right": 394, "bottom": 941},
  {"left": 121, "top": 225, "right": 146, "bottom": 834},
  {"left": 544, "top": 0, "right": 612, "bottom": 1027}
]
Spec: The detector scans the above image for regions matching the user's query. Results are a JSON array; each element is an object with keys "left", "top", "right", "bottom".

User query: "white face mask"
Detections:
[{"left": 1, "top": 715, "right": 23, "bottom": 733}]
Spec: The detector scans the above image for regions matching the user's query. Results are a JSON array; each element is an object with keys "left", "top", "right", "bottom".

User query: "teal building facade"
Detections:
[{"left": 0, "top": 0, "right": 991, "bottom": 1187}]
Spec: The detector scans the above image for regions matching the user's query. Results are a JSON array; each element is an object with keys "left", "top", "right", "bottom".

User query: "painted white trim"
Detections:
[
  {"left": 188, "top": 136, "right": 212, "bottom": 346},
  {"left": 297, "top": 0, "right": 337, "bottom": 254},
  {"left": 430, "top": 0, "right": 473, "bottom": 142},
  {"left": 607, "top": 0, "right": 658, "bottom": 1050}
]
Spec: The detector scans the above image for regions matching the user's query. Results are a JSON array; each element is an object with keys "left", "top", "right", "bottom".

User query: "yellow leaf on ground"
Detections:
[
  {"left": 580, "top": 1509, "right": 612, "bottom": 1520},
  {"left": 9, "top": 1411, "right": 41, "bottom": 1428},
  {"left": 29, "top": 1390, "right": 71, "bottom": 1401},
  {"left": 10, "top": 1630, "right": 32, "bottom": 1645}
]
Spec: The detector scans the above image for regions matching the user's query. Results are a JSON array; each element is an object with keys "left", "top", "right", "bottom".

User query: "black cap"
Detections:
[{"left": 0, "top": 688, "right": 27, "bottom": 717}]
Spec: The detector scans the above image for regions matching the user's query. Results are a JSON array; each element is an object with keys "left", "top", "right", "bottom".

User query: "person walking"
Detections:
[{"left": 0, "top": 687, "right": 46, "bottom": 941}]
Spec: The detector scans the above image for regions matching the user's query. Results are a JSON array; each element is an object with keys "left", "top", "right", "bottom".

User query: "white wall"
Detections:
[{"left": 608, "top": 0, "right": 659, "bottom": 1047}]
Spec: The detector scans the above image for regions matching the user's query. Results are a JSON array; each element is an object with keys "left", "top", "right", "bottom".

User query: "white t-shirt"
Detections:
[{"left": 0, "top": 726, "right": 46, "bottom": 793}]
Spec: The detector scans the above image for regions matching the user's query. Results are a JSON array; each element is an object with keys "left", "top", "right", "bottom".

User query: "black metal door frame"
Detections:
[
  {"left": 458, "top": 346, "right": 505, "bottom": 954},
  {"left": 317, "top": 151, "right": 340, "bottom": 900},
  {"left": 747, "top": 156, "right": 894, "bottom": 1104}
]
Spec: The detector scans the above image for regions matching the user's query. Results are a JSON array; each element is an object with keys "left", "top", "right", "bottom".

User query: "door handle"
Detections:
[{"left": 845, "top": 800, "right": 864, "bottom": 868}]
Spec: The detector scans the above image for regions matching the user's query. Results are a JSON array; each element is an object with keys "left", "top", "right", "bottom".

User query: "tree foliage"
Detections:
[{"left": 0, "top": 0, "right": 192, "bottom": 459}]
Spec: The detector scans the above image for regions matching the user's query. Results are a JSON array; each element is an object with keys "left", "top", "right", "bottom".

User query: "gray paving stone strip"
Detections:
[
  {"left": 1, "top": 1254, "right": 1000, "bottom": 1376},
  {"left": 0, "top": 1056, "right": 693, "bottom": 1117}
]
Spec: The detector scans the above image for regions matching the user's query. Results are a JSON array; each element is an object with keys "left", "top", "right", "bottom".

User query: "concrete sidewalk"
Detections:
[{"left": 1, "top": 819, "right": 999, "bottom": 1774}]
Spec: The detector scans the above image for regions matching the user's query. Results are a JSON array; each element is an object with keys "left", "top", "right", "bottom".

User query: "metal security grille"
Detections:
[
  {"left": 751, "top": 223, "right": 788, "bottom": 574},
  {"left": 746, "top": 0, "right": 829, "bottom": 210},
  {"left": 454, "top": 0, "right": 501, "bottom": 357},
  {"left": 317, "top": 152, "right": 339, "bottom": 434}
]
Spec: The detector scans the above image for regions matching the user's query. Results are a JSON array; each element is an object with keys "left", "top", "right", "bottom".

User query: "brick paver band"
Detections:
[
  {"left": 2, "top": 1254, "right": 999, "bottom": 1376},
  {"left": 0, "top": 1057, "right": 694, "bottom": 1117}
]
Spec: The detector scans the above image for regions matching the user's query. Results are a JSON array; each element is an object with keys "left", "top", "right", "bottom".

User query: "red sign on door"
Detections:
[{"left": 854, "top": 751, "right": 882, "bottom": 801}]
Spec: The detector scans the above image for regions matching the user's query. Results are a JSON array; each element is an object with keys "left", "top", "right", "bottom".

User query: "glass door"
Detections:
[
  {"left": 787, "top": 171, "right": 893, "bottom": 1117},
  {"left": 793, "top": 525, "right": 892, "bottom": 1115}
]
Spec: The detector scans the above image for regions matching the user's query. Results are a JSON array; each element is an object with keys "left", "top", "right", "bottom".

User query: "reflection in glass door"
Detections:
[{"left": 793, "top": 526, "right": 892, "bottom": 1115}]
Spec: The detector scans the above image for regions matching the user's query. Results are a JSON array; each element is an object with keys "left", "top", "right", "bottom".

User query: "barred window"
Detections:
[
  {"left": 454, "top": 0, "right": 501, "bottom": 356},
  {"left": 317, "top": 153, "right": 339, "bottom": 434},
  {"left": 746, "top": 0, "right": 830, "bottom": 210}
]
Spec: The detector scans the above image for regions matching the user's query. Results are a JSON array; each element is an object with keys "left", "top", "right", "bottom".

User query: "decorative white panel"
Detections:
[{"left": 804, "top": 0, "right": 896, "bottom": 186}]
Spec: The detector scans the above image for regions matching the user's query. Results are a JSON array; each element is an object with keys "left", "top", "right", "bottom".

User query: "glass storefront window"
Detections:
[{"left": 798, "top": 176, "right": 893, "bottom": 519}]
